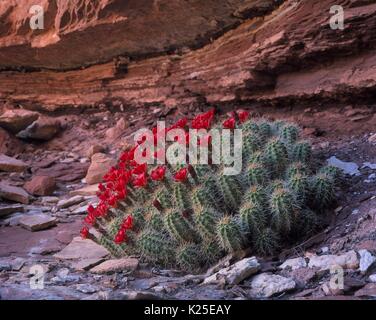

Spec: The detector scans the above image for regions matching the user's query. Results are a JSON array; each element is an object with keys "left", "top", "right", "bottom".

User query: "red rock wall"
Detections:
[{"left": 0, "top": 0, "right": 375, "bottom": 111}]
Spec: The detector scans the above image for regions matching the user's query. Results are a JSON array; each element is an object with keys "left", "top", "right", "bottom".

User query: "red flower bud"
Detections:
[
  {"left": 80, "top": 227, "right": 89, "bottom": 239},
  {"left": 223, "top": 117, "right": 236, "bottom": 129},
  {"left": 174, "top": 168, "right": 188, "bottom": 182},
  {"left": 132, "top": 172, "right": 148, "bottom": 188},
  {"left": 150, "top": 166, "right": 166, "bottom": 181},
  {"left": 237, "top": 110, "right": 250, "bottom": 123},
  {"left": 114, "top": 229, "right": 127, "bottom": 244}
]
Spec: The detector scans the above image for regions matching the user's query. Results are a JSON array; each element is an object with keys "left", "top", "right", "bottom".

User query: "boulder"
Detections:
[
  {"left": 358, "top": 249, "right": 376, "bottom": 274},
  {"left": 90, "top": 258, "right": 139, "bottom": 274},
  {"left": 86, "top": 144, "right": 105, "bottom": 158},
  {"left": 105, "top": 118, "right": 128, "bottom": 141},
  {"left": 0, "top": 182, "right": 30, "bottom": 204},
  {"left": 24, "top": 176, "right": 56, "bottom": 196},
  {"left": 249, "top": 273, "right": 296, "bottom": 298},
  {"left": 0, "top": 109, "right": 39, "bottom": 133},
  {"left": 70, "top": 184, "right": 99, "bottom": 196},
  {"left": 17, "top": 117, "right": 61, "bottom": 140},
  {"left": 308, "top": 251, "right": 359, "bottom": 271},
  {"left": 19, "top": 214, "right": 57, "bottom": 231},
  {"left": 203, "top": 257, "right": 260, "bottom": 285},
  {"left": 279, "top": 257, "right": 307, "bottom": 270},
  {"left": 85, "top": 153, "right": 116, "bottom": 184},
  {"left": 0, "top": 154, "right": 27, "bottom": 172}
]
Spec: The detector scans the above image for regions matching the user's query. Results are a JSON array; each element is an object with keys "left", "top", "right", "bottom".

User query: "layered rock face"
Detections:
[{"left": 0, "top": 0, "right": 375, "bottom": 111}]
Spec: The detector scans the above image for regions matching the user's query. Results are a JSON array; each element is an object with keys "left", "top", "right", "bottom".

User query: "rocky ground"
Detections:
[{"left": 0, "top": 103, "right": 375, "bottom": 300}]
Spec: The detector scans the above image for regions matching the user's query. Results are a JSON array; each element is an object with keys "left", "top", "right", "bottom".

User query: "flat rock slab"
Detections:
[
  {"left": 90, "top": 258, "right": 139, "bottom": 274},
  {"left": 250, "top": 273, "right": 296, "bottom": 298},
  {"left": 0, "top": 154, "right": 28, "bottom": 172},
  {"left": 70, "top": 258, "right": 106, "bottom": 271},
  {"left": 54, "top": 237, "right": 109, "bottom": 260},
  {"left": 70, "top": 184, "right": 99, "bottom": 196},
  {"left": 203, "top": 257, "right": 260, "bottom": 285},
  {"left": 0, "top": 182, "right": 30, "bottom": 204},
  {"left": 57, "top": 195, "right": 85, "bottom": 209},
  {"left": 308, "top": 250, "right": 359, "bottom": 271},
  {"left": 19, "top": 214, "right": 57, "bottom": 231},
  {"left": 0, "top": 204, "right": 24, "bottom": 218}
]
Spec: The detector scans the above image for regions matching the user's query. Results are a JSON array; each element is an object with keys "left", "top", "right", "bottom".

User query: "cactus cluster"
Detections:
[{"left": 81, "top": 109, "right": 340, "bottom": 272}]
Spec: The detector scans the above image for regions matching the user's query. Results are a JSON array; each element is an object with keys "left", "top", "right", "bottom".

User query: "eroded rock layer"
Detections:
[{"left": 0, "top": 0, "right": 375, "bottom": 111}]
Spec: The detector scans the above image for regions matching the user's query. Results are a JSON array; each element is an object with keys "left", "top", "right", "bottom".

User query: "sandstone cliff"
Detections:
[{"left": 0, "top": 0, "right": 375, "bottom": 112}]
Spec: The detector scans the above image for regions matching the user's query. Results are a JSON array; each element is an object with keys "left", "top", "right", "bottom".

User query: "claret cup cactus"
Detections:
[{"left": 80, "top": 109, "right": 340, "bottom": 272}]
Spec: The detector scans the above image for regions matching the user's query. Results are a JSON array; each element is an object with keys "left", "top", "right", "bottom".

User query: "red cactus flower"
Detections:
[
  {"left": 223, "top": 117, "right": 236, "bottom": 129},
  {"left": 191, "top": 109, "right": 215, "bottom": 129},
  {"left": 114, "top": 229, "right": 127, "bottom": 244},
  {"left": 132, "top": 163, "right": 147, "bottom": 175},
  {"left": 237, "top": 110, "right": 250, "bottom": 123},
  {"left": 174, "top": 168, "right": 188, "bottom": 182},
  {"left": 84, "top": 212, "right": 96, "bottom": 225},
  {"left": 121, "top": 215, "right": 133, "bottom": 230},
  {"left": 169, "top": 118, "right": 188, "bottom": 131},
  {"left": 98, "top": 183, "right": 106, "bottom": 192},
  {"left": 132, "top": 172, "right": 148, "bottom": 188},
  {"left": 151, "top": 166, "right": 166, "bottom": 181},
  {"left": 80, "top": 227, "right": 89, "bottom": 239},
  {"left": 108, "top": 195, "right": 118, "bottom": 208}
]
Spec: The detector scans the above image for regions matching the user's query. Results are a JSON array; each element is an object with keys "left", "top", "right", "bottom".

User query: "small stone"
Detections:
[
  {"left": 358, "top": 249, "right": 376, "bottom": 274},
  {"left": 0, "top": 154, "right": 28, "bottom": 172},
  {"left": 0, "top": 204, "right": 24, "bottom": 218},
  {"left": 75, "top": 284, "right": 98, "bottom": 294},
  {"left": 41, "top": 196, "right": 60, "bottom": 204},
  {"left": 322, "top": 281, "right": 343, "bottom": 296},
  {"left": 308, "top": 251, "right": 359, "bottom": 271},
  {"left": 0, "top": 182, "right": 30, "bottom": 204},
  {"left": 57, "top": 195, "right": 85, "bottom": 209},
  {"left": 90, "top": 258, "right": 139, "bottom": 274},
  {"left": 279, "top": 257, "right": 307, "bottom": 270},
  {"left": 105, "top": 118, "right": 128, "bottom": 141},
  {"left": 355, "top": 283, "right": 376, "bottom": 298},
  {"left": 116, "top": 291, "right": 161, "bottom": 300},
  {"left": 203, "top": 257, "right": 260, "bottom": 285},
  {"left": 24, "top": 176, "right": 56, "bottom": 196},
  {"left": 70, "top": 204, "right": 89, "bottom": 215},
  {"left": 19, "top": 214, "right": 57, "bottom": 231},
  {"left": 327, "top": 156, "right": 360, "bottom": 176},
  {"left": 249, "top": 273, "right": 296, "bottom": 298},
  {"left": 368, "top": 133, "right": 376, "bottom": 143},
  {"left": 86, "top": 145, "right": 105, "bottom": 158},
  {"left": 54, "top": 237, "right": 109, "bottom": 260},
  {"left": 363, "top": 162, "right": 376, "bottom": 170},
  {"left": 369, "top": 274, "right": 376, "bottom": 283},
  {"left": 70, "top": 184, "right": 99, "bottom": 196},
  {"left": 85, "top": 153, "right": 116, "bottom": 184}
]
